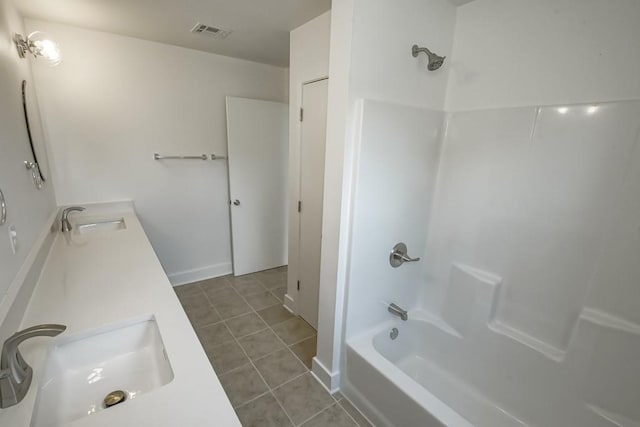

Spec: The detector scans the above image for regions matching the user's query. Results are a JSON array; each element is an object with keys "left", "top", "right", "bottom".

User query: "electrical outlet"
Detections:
[{"left": 8, "top": 224, "right": 18, "bottom": 254}]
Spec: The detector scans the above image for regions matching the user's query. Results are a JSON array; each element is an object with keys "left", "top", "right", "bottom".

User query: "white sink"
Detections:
[
  {"left": 30, "top": 317, "right": 174, "bottom": 427},
  {"left": 75, "top": 218, "right": 126, "bottom": 234}
]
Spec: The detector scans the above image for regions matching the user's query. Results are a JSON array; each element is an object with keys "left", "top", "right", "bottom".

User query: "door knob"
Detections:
[{"left": 233, "top": 200, "right": 241, "bottom": 206}]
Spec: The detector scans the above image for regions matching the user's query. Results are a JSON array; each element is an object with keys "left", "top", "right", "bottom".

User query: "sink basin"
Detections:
[
  {"left": 75, "top": 218, "right": 126, "bottom": 234},
  {"left": 30, "top": 316, "right": 174, "bottom": 427}
]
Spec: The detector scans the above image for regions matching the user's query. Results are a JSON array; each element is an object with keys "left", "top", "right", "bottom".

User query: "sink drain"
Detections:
[{"left": 103, "top": 390, "right": 127, "bottom": 408}]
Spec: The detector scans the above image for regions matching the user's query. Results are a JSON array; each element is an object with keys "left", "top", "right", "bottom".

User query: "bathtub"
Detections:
[
  {"left": 344, "top": 312, "right": 526, "bottom": 427},
  {"left": 344, "top": 307, "right": 636, "bottom": 427}
]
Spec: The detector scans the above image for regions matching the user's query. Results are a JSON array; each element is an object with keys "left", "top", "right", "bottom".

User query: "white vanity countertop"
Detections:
[{"left": 0, "top": 203, "right": 241, "bottom": 426}]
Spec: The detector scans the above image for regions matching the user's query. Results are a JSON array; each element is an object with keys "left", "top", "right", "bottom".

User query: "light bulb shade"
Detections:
[{"left": 27, "top": 31, "right": 62, "bottom": 66}]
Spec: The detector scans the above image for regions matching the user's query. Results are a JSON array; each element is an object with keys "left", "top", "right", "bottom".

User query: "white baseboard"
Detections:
[
  {"left": 312, "top": 357, "right": 341, "bottom": 394},
  {"left": 283, "top": 293, "right": 297, "bottom": 314},
  {"left": 169, "top": 262, "right": 232, "bottom": 286}
]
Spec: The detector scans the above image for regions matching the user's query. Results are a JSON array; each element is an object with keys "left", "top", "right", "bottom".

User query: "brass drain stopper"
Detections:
[{"left": 104, "top": 390, "right": 127, "bottom": 408}]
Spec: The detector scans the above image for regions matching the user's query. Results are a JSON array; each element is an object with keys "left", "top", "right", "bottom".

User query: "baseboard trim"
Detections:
[
  {"left": 312, "top": 357, "right": 341, "bottom": 394},
  {"left": 169, "top": 262, "right": 232, "bottom": 286}
]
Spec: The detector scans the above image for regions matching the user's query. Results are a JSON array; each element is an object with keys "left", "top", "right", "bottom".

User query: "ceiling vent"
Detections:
[{"left": 190, "top": 23, "right": 232, "bottom": 39}]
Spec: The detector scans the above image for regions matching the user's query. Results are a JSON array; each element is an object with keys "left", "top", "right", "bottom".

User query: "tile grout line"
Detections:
[
  {"left": 269, "top": 370, "right": 323, "bottom": 427},
  {"left": 233, "top": 389, "right": 271, "bottom": 410},
  {"left": 337, "top": 398, "right": 369, "bottom": 427},
  {"left": 218, "top": 306, "right": 298, "bottom": 426},
  {"left": 226, "top": 272, "right": 334, "bottom": 426},
  {"left": 295, "top": 401, "right": 349, "bottom": 427},
  {"left": 231, "top": 275, "right": 312, "bottom": 366},
  {"left": 211, "top": 274, "right": 300, "bottom": 427},
  {"left": 230, "top": 275, "right": 313, "bottom": 426},
  {"left": 182, "top": 270, "right": 337, "bottom": 427}
]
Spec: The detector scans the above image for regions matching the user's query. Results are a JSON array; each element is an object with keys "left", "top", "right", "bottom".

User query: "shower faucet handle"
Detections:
[{"left": 389, "top": 242, "right": 421, "bottom": 268}]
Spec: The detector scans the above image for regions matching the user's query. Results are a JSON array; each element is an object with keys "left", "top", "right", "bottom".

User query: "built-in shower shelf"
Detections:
[
  {"left": 441, "top": 263, "right": 502, "bottom": 337},
  {"left": 438, "top": 262, "right": 640, "bottom": 365},
  {"left": 431, "top": 261, "right": 640, "bottom": 425},
  {"left": 578, "top": 307, "right": 640, "bottom": 335},
  {"left": 488, "top": 321, "right": 566, "bottom": 362},
  {"left": 586, "top": 404, "right": 640, "bottom": 427}
]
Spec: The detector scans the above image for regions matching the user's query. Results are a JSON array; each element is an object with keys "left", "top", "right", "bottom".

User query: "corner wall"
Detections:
[
  {"left": 0, "top": 0, "right": 57, "bottom": 330},
  {"left": 314, "top": 0, "right": 457, "bottom": 391},
  {"left": 445, "top": 0, "right": 640, "bottom": 111},
  {"left": 287, "top": 11, "right": 331, "bottom": 313},
  {"left": 26, "top": 20, "right": 288, "bottom": 285}
]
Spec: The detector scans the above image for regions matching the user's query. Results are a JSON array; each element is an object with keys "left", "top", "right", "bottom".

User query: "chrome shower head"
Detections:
[{"left": 412, "top": 44, "right": 446, "bottom": 71}]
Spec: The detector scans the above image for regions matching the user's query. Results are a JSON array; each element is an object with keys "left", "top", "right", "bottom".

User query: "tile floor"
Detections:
[{"left": 175, "top": 267, "right": 371, "bottom": 427}]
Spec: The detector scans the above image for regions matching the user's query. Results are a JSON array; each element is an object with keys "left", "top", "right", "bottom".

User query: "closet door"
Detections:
[{"left": 297, "top": 79, "right": 328, "bottom": 329}]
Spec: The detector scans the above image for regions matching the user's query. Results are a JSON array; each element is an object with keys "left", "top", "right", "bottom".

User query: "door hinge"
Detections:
[
  {"left": 299, "top": 108, "right": 304, "bottom": 122},
  {"left": 297, "top": 201, "right": 302, "bottom": 212},
  {"left": 297, "top": 280, "right": 300, "bottom": 290}
]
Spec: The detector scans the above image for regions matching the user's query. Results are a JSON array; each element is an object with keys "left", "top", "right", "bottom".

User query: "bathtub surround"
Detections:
[
  {"left": 345, "top": 100, "right": 444, "bottom": 339},
  {"left": 424, "top": 102, "right": 640, "bottom": 353},
  {"left": 26, "top": 19, "right": 289, "bottom": 285},
  {"left": 342, "top": 99, "right": 640, "bottom": 426}
]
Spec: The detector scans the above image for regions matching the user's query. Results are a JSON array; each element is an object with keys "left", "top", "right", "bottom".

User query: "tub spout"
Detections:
[{"left": 388, "top": 303, "right": 408, "bottom": 321}]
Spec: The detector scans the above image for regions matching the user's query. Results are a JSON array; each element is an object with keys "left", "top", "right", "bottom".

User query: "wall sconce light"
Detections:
[{"left": 14, "top": 31, "right": 62, "bottom": 66}]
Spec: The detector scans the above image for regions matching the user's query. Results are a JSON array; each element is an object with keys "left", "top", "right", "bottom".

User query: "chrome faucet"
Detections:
[
  {"left": 61, "top": 206, "right": 85, "bottom": 232},
  {"left": 0, "top": 324, "right": 66, "bottom": 408},
  {"left": 388, "top": 303, "right": 408, "bottom": 321}
]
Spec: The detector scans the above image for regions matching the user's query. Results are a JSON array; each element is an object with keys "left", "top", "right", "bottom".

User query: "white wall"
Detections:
[
  {"left": 445, "top": 0, "right": 640, "bottom": 111},
  {"left": 27, "top": 20, "right": 288, "bottom": 285},
  {"left": 314, "top": 0, "right": 457, "bottom": 390},
  {"left": 0, "top": 0, "right": 56, "bottom": 313},
  {"left": 348, "top": 0, "right": 456, "bottom": 110},
  {"left": 287, "top": 11, "right": 331, "bottom": 312},
  {"left": 313, "top": 0, "right": 355, "bottom": 391}
]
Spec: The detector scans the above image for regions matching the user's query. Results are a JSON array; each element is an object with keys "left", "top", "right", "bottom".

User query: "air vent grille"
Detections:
[{"left": 191, "top": 23, "right": 232, "bottom": 39}]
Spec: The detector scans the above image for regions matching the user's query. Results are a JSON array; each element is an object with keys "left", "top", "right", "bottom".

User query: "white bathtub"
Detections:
[
  {"left": 344, "top": 309, "right": 631, "bottom": 427},
  {"left": 345, "top": 313, "right": 526, "bottom": 427}
]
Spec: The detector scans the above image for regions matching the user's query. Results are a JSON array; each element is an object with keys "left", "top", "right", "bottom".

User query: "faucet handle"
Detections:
[{"left": 389, "top": 242, "right": 421, "bottom": 268}]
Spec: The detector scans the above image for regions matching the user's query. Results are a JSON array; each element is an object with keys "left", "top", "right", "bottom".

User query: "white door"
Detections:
[
  {"left": 298, "top": 79, "right": 329, "bottom": 329},
  {"left": 226, "top": 97, "right": 288, "bottom": 276}
]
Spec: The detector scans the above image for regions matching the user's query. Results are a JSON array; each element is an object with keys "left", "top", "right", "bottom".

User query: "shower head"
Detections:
[{"left": 412, "top": 44, "right": 446, "bottom": 71}]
